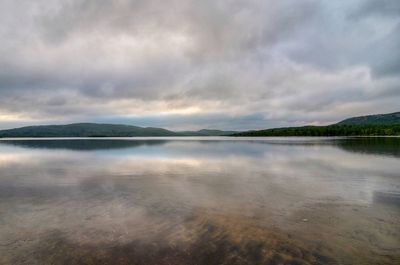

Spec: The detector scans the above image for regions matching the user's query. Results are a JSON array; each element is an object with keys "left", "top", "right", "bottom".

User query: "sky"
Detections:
[{"left": 0, "top": 0, "right": 399, "bottom": 130}]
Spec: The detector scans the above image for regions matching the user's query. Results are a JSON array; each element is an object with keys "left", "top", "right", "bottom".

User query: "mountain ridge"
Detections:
[
  {"left": 232, "top": 111, "right": 400, "bottom": 137},
  {"left": 0, "top": 123, "right": 236, "bottom": 138},
  {"left": 337, "top": 112, "right": 400, "bottom": 125},
  {"left": 1, "top": 112, "right": 399, "bottom": 138}
]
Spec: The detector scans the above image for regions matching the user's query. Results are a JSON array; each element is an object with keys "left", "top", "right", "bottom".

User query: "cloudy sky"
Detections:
[{"left": 0, "top": 0, "right": 399, "bottom": 130}]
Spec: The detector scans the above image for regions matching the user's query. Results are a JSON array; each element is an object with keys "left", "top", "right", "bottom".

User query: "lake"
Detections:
[{"left": 0, "top": 137, "right": 399, "bottom": 265}]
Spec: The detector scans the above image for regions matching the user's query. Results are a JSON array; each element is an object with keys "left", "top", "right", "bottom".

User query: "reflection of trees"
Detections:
[
  {"left": 1, "top": 137, "right": 399, "bottom": 157},
  {"left": 334, "top": 137, "right": 400, "bottom": 158},
  {"left": 0, "top": 139, "right": 168, "bottom": 151}
]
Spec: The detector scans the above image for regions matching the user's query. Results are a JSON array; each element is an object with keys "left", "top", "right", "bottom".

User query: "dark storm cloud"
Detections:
[{"left": 0, "top": 0, "right": 399, "bottom": 129}]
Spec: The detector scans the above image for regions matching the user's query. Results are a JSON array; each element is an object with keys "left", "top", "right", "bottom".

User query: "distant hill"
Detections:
[
  {"left": 178, "top": 129, "right": 236, "bottom": 136},
  {"left": 0, "top": 123, "right": 235, "bottom": 138},
  {"left": 0, "top": 123, "right": 177, "bottom": 137},
  {"left": 337, "top": 112, "right": 400, "bottom": 125},
  {"left": 2, "top": 112, "right": 398, "bottom": 138},
  {"left": 232, "top": 111, "right": 400, "bottom": 137}
]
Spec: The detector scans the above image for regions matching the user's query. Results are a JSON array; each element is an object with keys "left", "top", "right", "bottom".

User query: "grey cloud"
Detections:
[
  {"left": 347, "top": 0, "right": 400, "bottom": 77},
  {"left": 367, "top": 22, "right": 400, "bottom": 77},
  {"left": 0, "top": 0, "right": 399, "bottom": 130},
  {"left": 39, "top": 0, "right": 319, "bottom": 55},
  {"left": 350, "top": 0, "right": 400, "bottom": 19}
]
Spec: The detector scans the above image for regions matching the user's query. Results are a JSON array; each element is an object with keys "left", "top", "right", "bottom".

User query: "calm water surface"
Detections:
[{"left": 0, "top": 137, "right": 399, "bottom": 265}]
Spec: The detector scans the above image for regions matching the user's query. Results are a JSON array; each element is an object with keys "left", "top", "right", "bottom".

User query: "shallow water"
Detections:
[{"left": 0, "top": 137, "right": 399, "bottom": 265}]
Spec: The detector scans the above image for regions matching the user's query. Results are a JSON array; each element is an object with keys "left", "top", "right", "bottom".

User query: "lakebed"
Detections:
[{"left": 0, "top": 137, "right": 399, "bottom": 264}]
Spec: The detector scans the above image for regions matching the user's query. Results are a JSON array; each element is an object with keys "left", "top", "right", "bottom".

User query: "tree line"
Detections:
[{"left": 232, "top": 124, "right": 400, "bottom": 137}]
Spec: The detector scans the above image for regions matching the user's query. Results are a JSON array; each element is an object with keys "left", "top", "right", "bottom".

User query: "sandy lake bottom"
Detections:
[{"left": 0, "top": 137, "right": 399, "bottom": 264}]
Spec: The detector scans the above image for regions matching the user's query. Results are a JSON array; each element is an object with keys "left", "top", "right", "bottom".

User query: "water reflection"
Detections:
[
  {"left": 0, "top": 137, "right": 399, "bottom": 264},
  {"left": 1, "top": 136, "right": 400, "bottom": 157},
  {"left": 0, "top": 139, "right": 168, "bottom": 151},
  {"left": 335, "top": 137, "right": 400, "bottom": 158}
]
